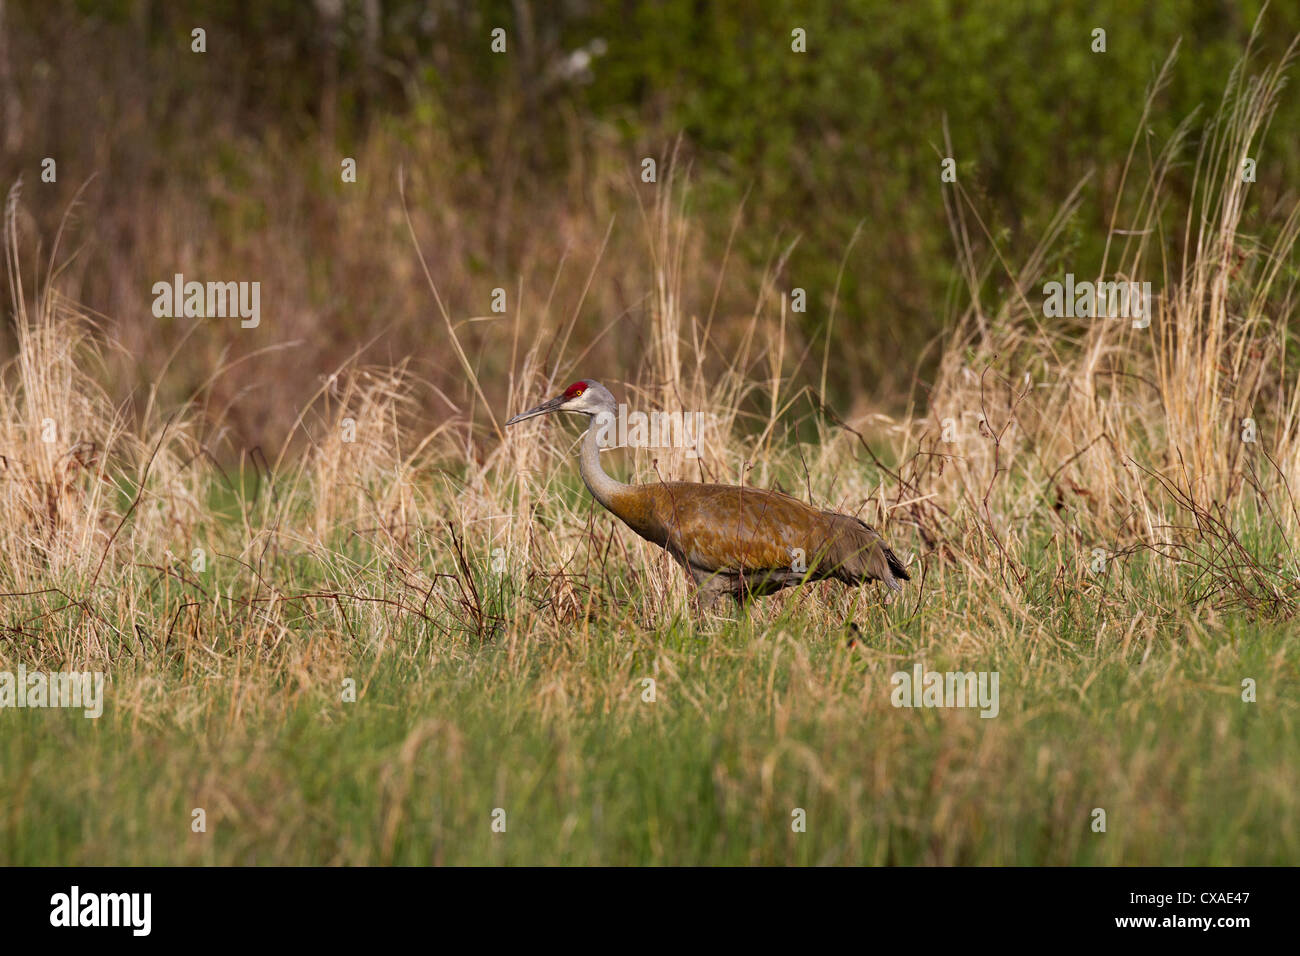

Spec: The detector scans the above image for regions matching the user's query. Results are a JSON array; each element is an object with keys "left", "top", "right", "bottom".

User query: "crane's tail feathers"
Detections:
[
  {"left": 884, "top": 546, "right": 910, "bottom": 582},
  {"left": 865, "top": 542, "right": 910, "bottom": 591}
]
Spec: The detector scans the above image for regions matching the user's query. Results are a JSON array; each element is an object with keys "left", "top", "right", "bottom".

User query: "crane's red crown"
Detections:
[{"left": 563, "top": 381, "right": 589, "bottom": 399}]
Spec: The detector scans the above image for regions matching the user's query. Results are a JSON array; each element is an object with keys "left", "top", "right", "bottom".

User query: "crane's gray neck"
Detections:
[{"left": 579, "top": 415, "right": 628, "bottom": 511}]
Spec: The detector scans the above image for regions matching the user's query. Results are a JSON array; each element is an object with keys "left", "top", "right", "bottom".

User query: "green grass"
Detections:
[{"left": 3, "top": 519, "right": 1295, "bottom": 865}]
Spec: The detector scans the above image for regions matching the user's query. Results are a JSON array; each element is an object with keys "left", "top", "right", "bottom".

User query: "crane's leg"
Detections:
[{"left": 687, "top": 567, "right": 739, "bottom": 615}]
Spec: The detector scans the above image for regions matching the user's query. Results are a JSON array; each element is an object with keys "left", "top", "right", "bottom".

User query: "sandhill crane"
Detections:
[{"left": 506, "top": 380, "right": 910, "bottom": 604}]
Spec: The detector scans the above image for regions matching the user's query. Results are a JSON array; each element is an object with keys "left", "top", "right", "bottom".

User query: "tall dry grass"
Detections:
[
  {"left": 0, "top": 184, "right": 205, "bottom": 597},
  {"left": 4, "top": 34, "right": 1299, "bottom": 658},
  {"left": 904, "top": 31, "right": 1300, "bottom": 621}
]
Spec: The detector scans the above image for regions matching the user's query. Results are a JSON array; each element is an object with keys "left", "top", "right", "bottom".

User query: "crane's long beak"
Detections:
[{"left": 506, "top": 394, "right": 566, "bottom": 425}]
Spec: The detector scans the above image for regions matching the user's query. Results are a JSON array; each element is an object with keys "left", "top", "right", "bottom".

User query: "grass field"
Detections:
[{"left": 2, "top": 39, "right": 1299, "bottom": 866}]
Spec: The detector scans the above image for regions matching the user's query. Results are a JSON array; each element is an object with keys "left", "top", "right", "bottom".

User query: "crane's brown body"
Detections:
[
  {"left": 608, "top": 481, "right": 909, "bottom": 601},
  {"left": 507, "top": 380, "right": 909, "bottom": 604}
]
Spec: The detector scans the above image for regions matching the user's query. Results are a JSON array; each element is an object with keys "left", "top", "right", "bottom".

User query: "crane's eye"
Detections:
[{"left": 563, "top": 382, "right": 588, "bottom": 399}]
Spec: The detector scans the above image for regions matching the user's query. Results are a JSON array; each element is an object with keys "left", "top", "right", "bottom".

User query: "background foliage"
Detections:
[{"left": 3, "top": 0, "right": 1298, "bottom": 443}]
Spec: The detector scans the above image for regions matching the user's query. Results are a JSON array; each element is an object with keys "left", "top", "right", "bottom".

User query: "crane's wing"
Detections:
[{"left": 617, "top": 483, "right": 908, "bottom": 588}]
